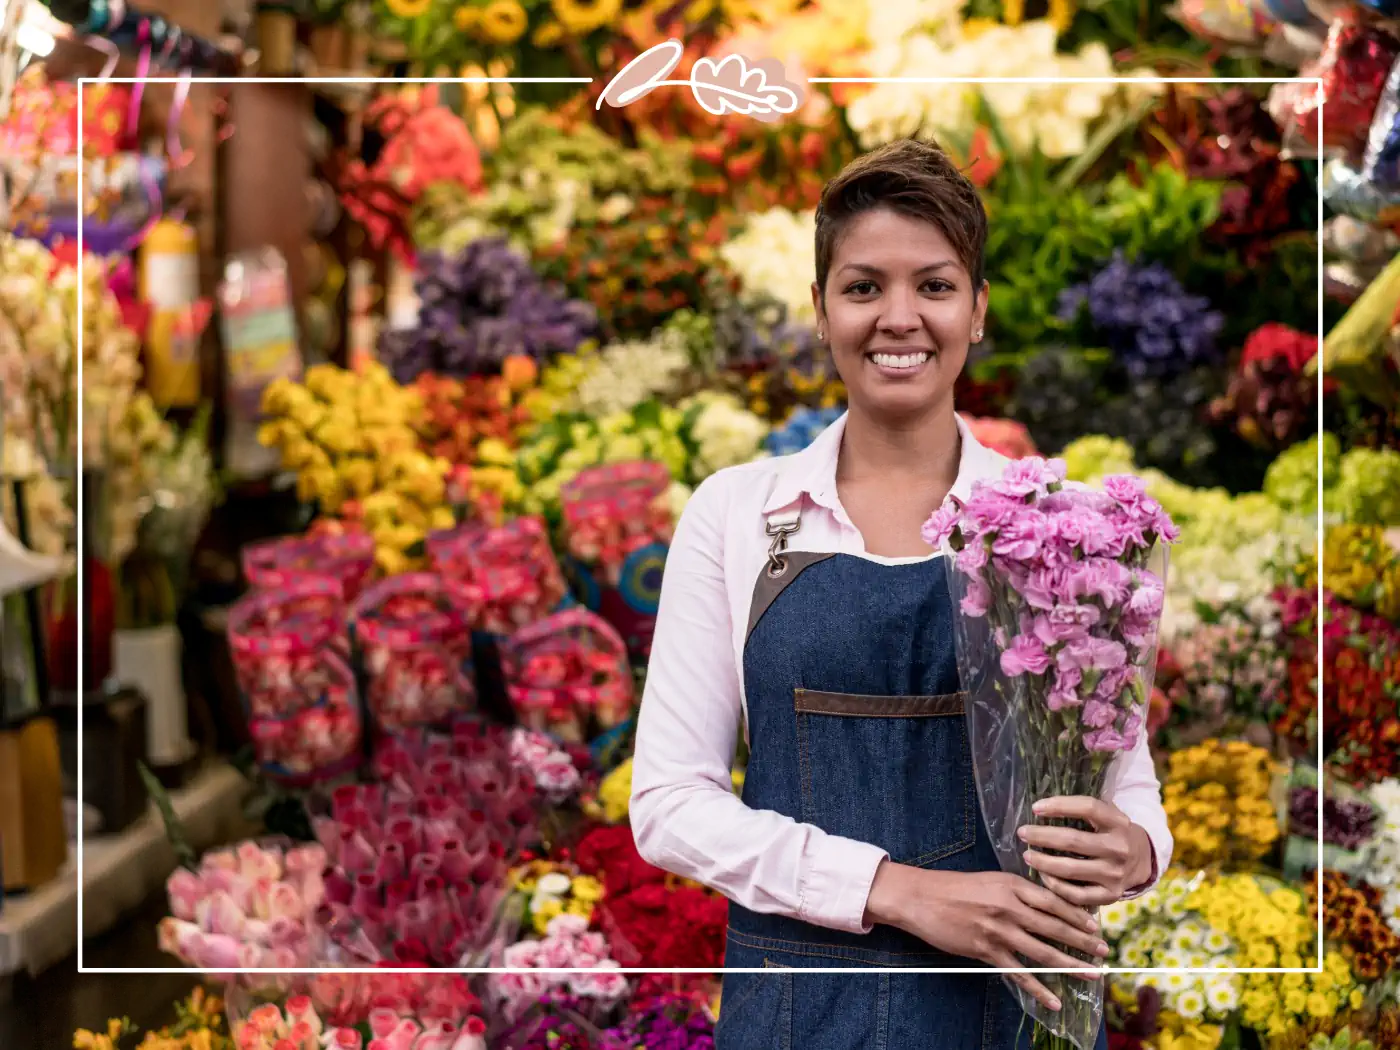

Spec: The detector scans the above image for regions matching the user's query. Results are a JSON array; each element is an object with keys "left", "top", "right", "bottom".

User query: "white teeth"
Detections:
[{"left": 870, "top": 352, "right": 929, "bottom": 369}]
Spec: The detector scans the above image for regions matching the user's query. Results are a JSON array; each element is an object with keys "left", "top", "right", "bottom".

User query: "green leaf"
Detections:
[{"left": 138, "top": 761, "right": 198, "bottom": 871}]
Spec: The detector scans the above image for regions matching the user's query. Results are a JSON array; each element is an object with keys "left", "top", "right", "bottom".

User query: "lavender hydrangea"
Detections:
[
  {"left": 1058, "top": 252, "right": 1224, "bottom": 379},
  {"left": 380, "top": 238, "right": 600, "bottom": 382}
]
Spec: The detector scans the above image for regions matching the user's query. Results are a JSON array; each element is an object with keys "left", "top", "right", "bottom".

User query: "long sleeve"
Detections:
[
  {"left": 1106, "top": 727, "right": 1173, "bottom": 896},
  {"left": 629, "top": 473, "right": 889, "bottom": 936}
]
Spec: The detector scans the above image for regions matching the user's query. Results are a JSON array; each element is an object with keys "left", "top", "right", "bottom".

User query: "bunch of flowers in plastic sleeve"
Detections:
[
  {"left": 923, "top": 457, "right": 1179, "bottom": 1050},
  {"left": 230, "top": 991, "right": 487, "bottom": 1050},
  {"left": 242, "top": 531, "right": 377, "bottom": 602},
  {"left": 1161, "top": 739, "right": 1281, "bottom": 871},
  {"left": 427, "top": 516, "right": 569, "bottom": 634},
  {"left": 298, "top": 972, "right": 483, "bottom": 1032},
  {"left": 502, "top": 608, "right": 634, "bottom": 742},
  {"left": 1057, "top": 252, "right": 1224, "bottom": 380},
  {"left": 560, "top": 462, "right": 674, "bottom": 588},
  {"left": 489, "top": 913, "right": 629, "bottom": 1025},
  {"left": 508, "top": 727, "right": 585, "bottom": 806},
  {"left": 225, "top": 579, "right": 361, "bottom": 783},
  {"left": 158, "top": 840, "right": 326, "bottom": 979},
  {"left": 349, "top": 573, "right": 480, "bottom": 732},
  {"left": 378, "top": 240, "right": 599, "bottom": 383},
  {"left": 313, "top": 722, "right": 538, "bottom": 966},
  {"left": 1100, "top": 873, "right": 1240, "bottom": 1026}
]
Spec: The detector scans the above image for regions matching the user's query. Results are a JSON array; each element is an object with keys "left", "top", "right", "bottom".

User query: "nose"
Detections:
[{"left": 877, "top": 285, "right": 921, "bottom": 336}]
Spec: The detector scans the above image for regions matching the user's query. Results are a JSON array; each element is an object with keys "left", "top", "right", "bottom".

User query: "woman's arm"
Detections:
[
  {"left": 629, "top": 472, "right": 889, "bottom": 935},
  {"left": 1105, "top": 727, "right": 1173, "bottom": 895}
]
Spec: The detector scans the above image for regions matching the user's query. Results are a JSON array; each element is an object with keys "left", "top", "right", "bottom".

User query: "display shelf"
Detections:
[{"left": 0, "top": 761, "right": 249, "bottom": 978}]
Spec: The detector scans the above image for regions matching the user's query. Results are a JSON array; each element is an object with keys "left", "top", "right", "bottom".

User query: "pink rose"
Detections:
[
  {"left": 327, "top": 1030, "right": 364, "bottom": 1050},
  {"left": 167, "top": 868, "right": 206, "bottom": 921},
  {"left": 285, "top": 844, "right": 328, "bottom": 875},
  {"left": 449, "top": 1018, "right": 487, "bottom": 1050},
  {"left": 248, "top": 1004, "right": 287, "bottom": 1037},
  {"left": 1000, "top": 633, "right": 1051, "bottom": 677},
  {"left": 268, "top": 881, "right": 306, "bottom": 921},
  {"left": 203, "top": 891, "right": 247, "bottom": 938},
  {"left": 385, "top": 1018, "right": 422, "bottom": 1050}
]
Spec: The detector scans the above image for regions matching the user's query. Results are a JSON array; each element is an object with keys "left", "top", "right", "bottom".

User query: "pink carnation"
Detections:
[
  {"left": 1001, "top": 633, "right": 1052, "bottom": 677},
  {"left": 922, "top": 502, "right": 963, "bottom": 548},
  {"left": 960, "top": 579, "right": 992, "bottom": 617}
]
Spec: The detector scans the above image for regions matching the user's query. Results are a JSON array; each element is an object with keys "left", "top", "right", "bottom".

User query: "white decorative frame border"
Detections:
[{"left": 75, "top": 66, "right": 1328, "bottom": 978}]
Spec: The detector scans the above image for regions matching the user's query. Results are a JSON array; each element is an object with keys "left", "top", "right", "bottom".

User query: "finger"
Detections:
[
  {"left": 1017, "top": 825, "right": 1104, "bottom": 856},
  {"left": 1004, "top": 929, "right": 1104, "bottom": 982},
  {"left": 990, "top": 951, "right": 1062, "bottom": 1011},
  {"left": 1032, "top": 796, "right": 1119, "bottom": 827},
  {"left": 1017, "top": 905, "right": 1109, "bottom": 960},
  {"left": 1042, "top": 873, "right": 1119, "bottom": 908},
  {"left": 1024, "top": 850, "right": 1114, "bottom": 884},
  {"left": 1017, "top": 880, "right": 1100, "bottom": 933}
]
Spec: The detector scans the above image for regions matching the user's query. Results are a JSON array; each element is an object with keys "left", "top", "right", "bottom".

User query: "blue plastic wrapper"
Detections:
[
  {"left": 1258, "top": 0, "right": 1322, "bottom": 24},
  {"left": 1365, "top": 55, "right": 1400, "bottom": 190}
]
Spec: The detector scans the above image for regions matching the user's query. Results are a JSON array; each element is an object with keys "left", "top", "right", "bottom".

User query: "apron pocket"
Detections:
[
  {"left": 793, "top": 688, "right": 977, "bottom": 867},
  {"left": 714, "top": 968, "right": 792, "bottom": 1050}
]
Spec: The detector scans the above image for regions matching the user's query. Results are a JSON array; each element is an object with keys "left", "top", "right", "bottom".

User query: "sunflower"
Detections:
[
  {"left": 385, "top": 0, "right": 434, "bottom": 16},
  {"left": 453, "top": 3, "right": 479, "bottom": 30},
  {"left": 479, "top": 0, "right": 528, "bottom": 42},
  {"left": 549, "top": 0, "right": 622, "bottom": 35}
]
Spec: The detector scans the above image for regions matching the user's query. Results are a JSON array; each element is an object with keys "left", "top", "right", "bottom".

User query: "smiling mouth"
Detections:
[{"left": 866, "top": 350, "right": 931, "bottom": 370}]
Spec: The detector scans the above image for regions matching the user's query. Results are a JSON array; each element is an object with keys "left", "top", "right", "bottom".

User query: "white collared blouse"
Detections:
[{"left": 630, "top": 411, "right": 1173, "bottom": 936}]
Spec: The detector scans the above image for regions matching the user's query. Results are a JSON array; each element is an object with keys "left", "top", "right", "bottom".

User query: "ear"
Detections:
[
  {"left": 811, "top": 280, "right": 825, "bottom": 333},
  {"left": 972, "top": 279, "right": 989, "bottom": 336}
]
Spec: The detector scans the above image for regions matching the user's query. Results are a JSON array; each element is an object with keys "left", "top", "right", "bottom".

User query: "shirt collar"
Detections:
[{"left": 761, "top": 410, "right": 1005, "bottom": 516}]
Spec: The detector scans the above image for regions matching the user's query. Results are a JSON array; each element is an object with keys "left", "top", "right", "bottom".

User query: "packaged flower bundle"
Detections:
[
  {"left": 560, "top": 461, "right": 674, "bottom": 661},
  {"left": 225, "top": 579, "right": 362, "bottom": 784},
  {"left": 158, "top": 840, "right": 327, "bottom": 975},
  {"left": 242, "top": 531, "right": 377, "bottom": 602},
  {"left": 313, "top": 722, "right": 538, "bottom": 966},
  {"left": 1161, "top": 739, "right": 1282, "bottom": 872},
  {"left": 508, "top": 727, "right": 585, "bottom": 806},
  {"left": 229, "top": 993, "right": 487, "bottom": 1050},
  {"left": 496, "top": 990, "right": 716, "bottom": 1050},
  {"left": 501, "top": 608, "right": 634, "bottom": 743},
  {"left": 349, "top": 573, "right": 481, "bottom": 733},
  {"left": 923, "top": 458, "right": 1179, "bottom": 1050},
  {"left": 428, "top": 515, "right": 569, "bottom": 634},
  {"left": 489, "top": 913, "right": 629, "bottom": 1026}
]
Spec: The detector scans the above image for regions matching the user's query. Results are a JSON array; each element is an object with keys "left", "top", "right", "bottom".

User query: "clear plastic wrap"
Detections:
[
  {"left": 242, "top": 530, "right": 376, "bottom": 601},
  {"left": 925, "top": 461, "right": 1177, "bottom": 1050},
  {"left": 501, "top": 608, "right": 634, "bottom": 743}
]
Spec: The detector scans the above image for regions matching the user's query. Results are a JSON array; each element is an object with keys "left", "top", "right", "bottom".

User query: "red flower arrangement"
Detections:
[
  {"left": 1209, "top": 323, "right": 1323, "bottom": 450},
  {"left": 574, "top": 825, "right": 728, "bottom": 970},
  {"left": 561, "top": 462, "right": 674, "bottom": 587}
]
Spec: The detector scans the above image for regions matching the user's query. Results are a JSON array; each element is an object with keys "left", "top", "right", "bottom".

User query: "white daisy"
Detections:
[{"left": 1174, "top": 988, "right": 1207, "bottom": 1020}]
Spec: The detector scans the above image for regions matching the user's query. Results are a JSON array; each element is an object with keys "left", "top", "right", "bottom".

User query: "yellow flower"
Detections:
[
  {"left": 532, "top": 19, "right": 564, "bottom": 46},
  {"left": 597, "top": 759, "right": 633, "bottom": 823},
  {"left": 549, "top": 0, "right": 621, "bottom": 35},
  {"left": 532, "top": 896, "right": 565, "bottom": 934},
  {"left": 571, "top": 874, "right": 604, "bottom": 902},
  {"left": 479, "top": 0, "right": 528, "bottom": 42},
  {"left": 454, "top": 4, "right": 479, "bottom": 30},
  {"left": 385, "top": 0, "right": 433, "bottom": 15}
]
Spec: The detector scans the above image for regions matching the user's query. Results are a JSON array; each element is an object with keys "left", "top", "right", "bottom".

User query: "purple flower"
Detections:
[
  {"left": 1057, "top": 636, "right": 1127, "bottom": 672},
  {"left": 922, "top": 502, "right": 962, "bottom": 548},
  {"left": 1081, "top": 699, "right": 1118, "bottom": 729},
  {"left": 1128, "top": 573, "right": 1165, "bottom": 616},
  {"left": 1030, "top": 604, "right": 1100, "bottom": 647},
  {"left": 1019, "top": 566, "right": 1062, "bottom": 611},
  {"left": 1047, "top": 677, "right": 1082, "bottom": 710},
  {"left": 1066, "top": 559, "right": 1132, "bottom": 607},
  {"left": 991, "top": 512, "right": 1048, "bottom": 561},
  {"left": 1120, "top": 710, "right": 1143, "bottom": 750},
  {"left": 963, "top": 494, "right": 1024, "bottom": 534},
  {"left": 960, "top": 579, "right": 992, "bottom": 618},
  {"left": 1083, "top": 726, "right": 1129, "bottom": 752},
  {"left": 1001, "top": 633, "right": 1052, "bottom": 677}
]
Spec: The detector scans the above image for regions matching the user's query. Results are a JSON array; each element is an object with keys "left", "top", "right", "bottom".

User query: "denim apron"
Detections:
[{"left": 714, "top": 505, "right": 1109, "bottom": 1050}]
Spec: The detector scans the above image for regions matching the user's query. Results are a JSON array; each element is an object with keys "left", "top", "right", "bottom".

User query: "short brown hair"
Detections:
[{"left": 813, "top": 138, "right": 988, "bottom": 299}]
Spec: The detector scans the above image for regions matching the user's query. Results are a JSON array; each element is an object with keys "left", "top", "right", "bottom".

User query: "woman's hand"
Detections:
[
  {"left": 863, "top": 860, "right": 1108, "bottom": 1012},
  {"left": 1018, "top": 796, "right": 1154, "bottom": 908}
]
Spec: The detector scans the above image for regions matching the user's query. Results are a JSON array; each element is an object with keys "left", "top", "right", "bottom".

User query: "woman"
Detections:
[{"left": 629, "top": 139, "right": 1172, "bottom": 1050}]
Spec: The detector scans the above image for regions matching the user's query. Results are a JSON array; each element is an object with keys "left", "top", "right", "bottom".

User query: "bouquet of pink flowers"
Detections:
[
  {"left": 488, "top": 913, "right": 630, "bottom": 1025},
  {"left": 158, "top": 840, "right": 326, "bottom": 978},
  {"left": 923, "top": 458, "right": 1177, "bottom": 1050},
  {"left": 313, "top": 721, "right": 539, "bottom": 966},
  {"left": 230, "top": 991, "right": 488, "bottom": 1050}
]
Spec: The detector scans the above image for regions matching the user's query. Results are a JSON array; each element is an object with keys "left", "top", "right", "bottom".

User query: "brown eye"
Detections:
[{"left": 845, "top": 281, "right": 877, "bottom": 296}]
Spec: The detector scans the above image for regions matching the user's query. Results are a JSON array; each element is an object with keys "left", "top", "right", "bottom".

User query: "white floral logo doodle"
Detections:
[{"left": 597, "top": 39, "right": 806, "bottom": 124}]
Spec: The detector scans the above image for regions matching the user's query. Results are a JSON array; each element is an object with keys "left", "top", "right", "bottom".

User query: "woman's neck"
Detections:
[{"left": 836, "top": 402, "right": 962, "bottom": 490}]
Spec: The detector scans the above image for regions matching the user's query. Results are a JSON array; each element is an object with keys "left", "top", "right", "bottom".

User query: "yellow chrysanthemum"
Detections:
[
  {"left": 385, "top": 0, "right": 433, "bottom": 16},
  {"left": 479, "top": 0, "right": 528, "bottom": 42}
]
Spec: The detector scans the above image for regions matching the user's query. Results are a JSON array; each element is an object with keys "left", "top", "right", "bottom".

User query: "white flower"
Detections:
[
  {"left": 535, "top": 872, "right": 572, "bottom": 898},
  {"left": 719, "top": 209, "right": 818, "bottom": 324},
  {"left": 1163, "top": 972, "right": 1191, "bottom": 993},
  {"left": 1173, "top": 987, "right": 1206, "bottom": 1021},
  {"left": 1100, "top": 902, "right": 1130, "bottom": 938},
  {"left": 1204, "top": 976, "right": 1239, "bottom": 1015},
  {"left": 1201, "top": 929, "right": 1233, "bottom": 954}
]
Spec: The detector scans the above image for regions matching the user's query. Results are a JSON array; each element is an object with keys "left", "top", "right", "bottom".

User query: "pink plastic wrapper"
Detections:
[
  {"left": 242, "top": 531, "right": 377, "bottom": 601},
  {"left": 501, "top": 608, "right": 634, "bottom": 743},
  {"left": 227, "top": 578, "right": 348, "bottom": 721},
  {"left": 349, "top": 574, "right": 481, "bottom": 733}
]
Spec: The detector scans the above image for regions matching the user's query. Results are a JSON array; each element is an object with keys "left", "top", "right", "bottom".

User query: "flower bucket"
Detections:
[
  {"left": 560, "top": 462, "right": 672, "bottom": 663},
  {"left": 501, "top": 608, "right": 633, "bottom": 744},
  {"left": 242, "top": 531, "right": 376, "bottom": 602},
  {"left": 349, "top": 573, "right": 481, "bottom": 734}
]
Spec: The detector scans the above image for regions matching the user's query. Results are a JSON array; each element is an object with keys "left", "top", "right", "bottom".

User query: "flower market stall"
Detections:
[{"left": 0, "top": 0, "right": 1393, "bottom": 1047}]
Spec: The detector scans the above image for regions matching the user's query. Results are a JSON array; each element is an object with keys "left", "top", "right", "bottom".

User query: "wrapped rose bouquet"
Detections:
[{"left": 923, "top": 458, "right": 1177, "bottom": 1050}]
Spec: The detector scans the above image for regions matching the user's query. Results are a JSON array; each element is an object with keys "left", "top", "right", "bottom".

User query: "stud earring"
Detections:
[
  {"left": 973, "top": 329, "right": 983, "bottom": 342},
  {"left": 817, "top": 327, "right": 825, "bottom": 341}
]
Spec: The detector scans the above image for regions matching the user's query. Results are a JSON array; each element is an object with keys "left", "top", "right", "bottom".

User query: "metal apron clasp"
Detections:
[{"left": 763, "top": 506, "right": 801, "bottom": 579}]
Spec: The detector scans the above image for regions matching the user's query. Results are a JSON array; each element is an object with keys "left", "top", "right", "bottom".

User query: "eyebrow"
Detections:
[{"left": 837, "top": 261, "right": 959, "bottom": 277}]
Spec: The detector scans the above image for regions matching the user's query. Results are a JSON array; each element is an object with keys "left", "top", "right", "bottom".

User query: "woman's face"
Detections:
[{"left": 812, "top": 207, "right": 987, "bottom": 423}]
